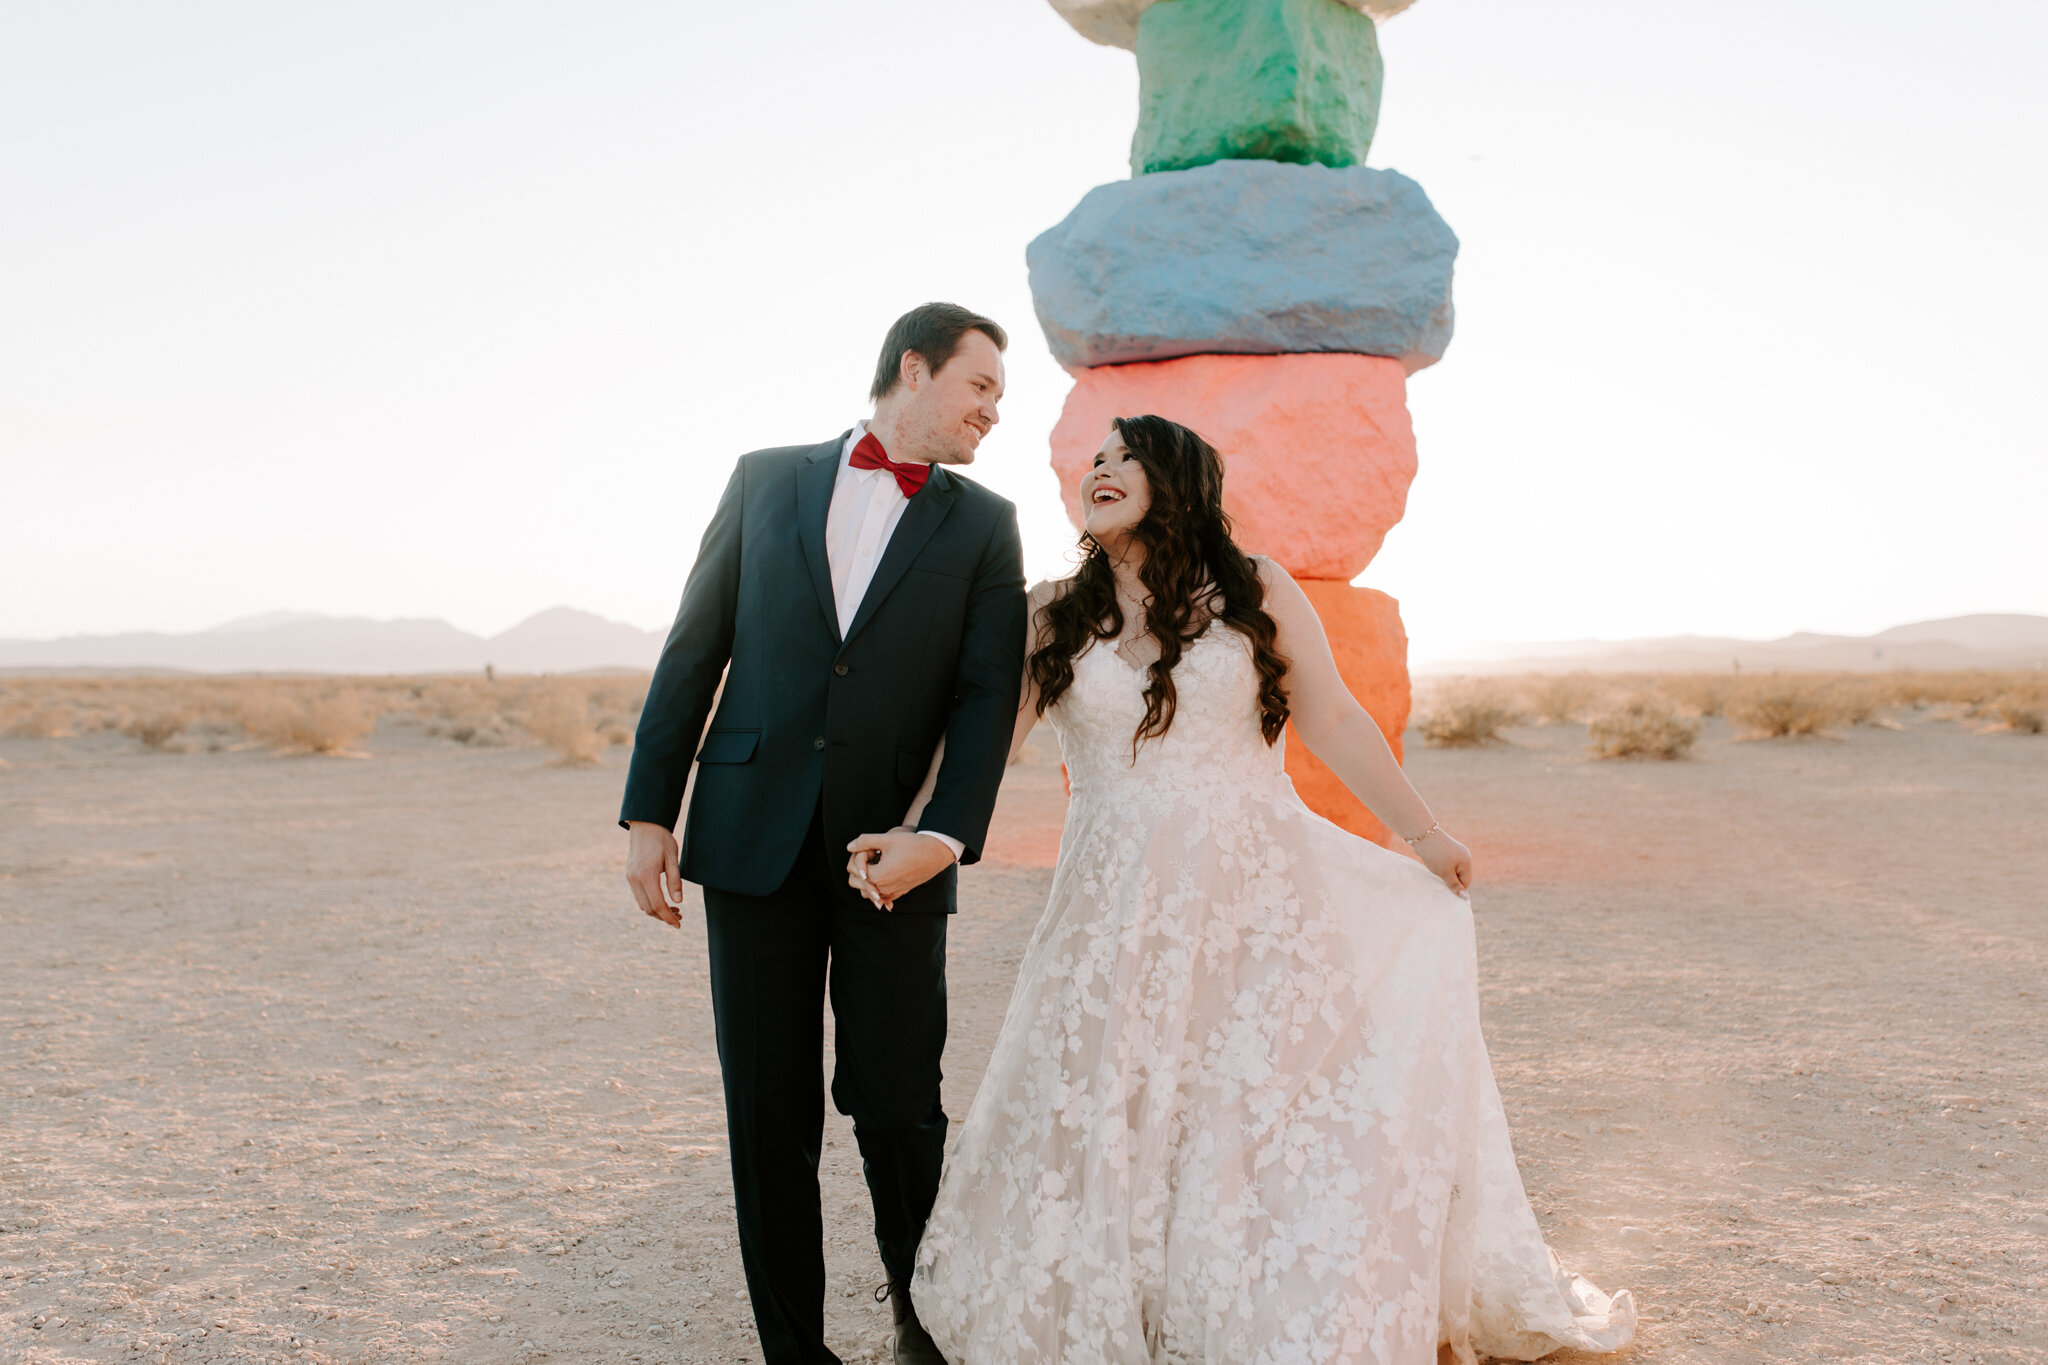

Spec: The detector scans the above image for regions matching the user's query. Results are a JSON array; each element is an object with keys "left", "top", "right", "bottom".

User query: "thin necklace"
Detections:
[{"left": 1111, "top": 580, "right": 1150, "bottom": 653}]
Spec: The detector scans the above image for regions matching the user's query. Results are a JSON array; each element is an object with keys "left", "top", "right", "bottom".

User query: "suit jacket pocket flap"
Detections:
[{"left": 697, "top": 729, "right": 760, "bottom": 764}]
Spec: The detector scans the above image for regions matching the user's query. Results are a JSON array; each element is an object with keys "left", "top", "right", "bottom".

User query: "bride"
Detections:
[{"left": 889, "top": 415, "right": 1636, "bottom": 1364}]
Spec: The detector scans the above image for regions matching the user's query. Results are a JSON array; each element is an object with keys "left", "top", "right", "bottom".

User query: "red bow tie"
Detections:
[{"left": 849, "top": 432, "right": 931, "bottom": 499}]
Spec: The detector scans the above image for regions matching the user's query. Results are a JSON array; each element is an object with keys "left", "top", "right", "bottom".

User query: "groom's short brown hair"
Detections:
[{"left": 870, "top": 302, "right": 1008, "bottom": 403}]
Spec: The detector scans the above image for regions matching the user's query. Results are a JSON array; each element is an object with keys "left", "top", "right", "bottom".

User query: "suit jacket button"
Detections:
[
  {"left": 813, "top": 737, "right": 827, "bottom": 750},
  {"left": 833, "top": 662, "right": 849, "bottom": 676}
]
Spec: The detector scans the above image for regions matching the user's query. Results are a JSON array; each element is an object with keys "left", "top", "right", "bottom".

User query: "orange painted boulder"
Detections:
[
  {"left": 1281, "top": 581, "right": 1410, "bottom": 845},
  {"left": 1050, "top": 352, "right": 1415, "bottom": 581}
]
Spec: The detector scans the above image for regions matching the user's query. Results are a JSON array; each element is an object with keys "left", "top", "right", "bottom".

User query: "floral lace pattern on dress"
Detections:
[{"left": 912, "top": 631, "right": 1634, "bottom": 1364}]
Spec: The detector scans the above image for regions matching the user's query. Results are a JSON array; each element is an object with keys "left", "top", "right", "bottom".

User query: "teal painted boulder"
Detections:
[
  {"left": 1131, "top": 0, "right": 1383, "bottom": 175},
  {"left": 1050, "top": 0, "right": 1418, "bottom": 53}
]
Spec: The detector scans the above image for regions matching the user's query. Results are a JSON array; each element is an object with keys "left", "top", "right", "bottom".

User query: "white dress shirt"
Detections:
[{"left": 825, "top": 422, "right": 964, "bottom": 863}]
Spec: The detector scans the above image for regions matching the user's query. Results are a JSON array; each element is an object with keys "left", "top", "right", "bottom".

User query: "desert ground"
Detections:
[{"left": 2, "top": 683, "right": 2045, "bottom": 1365}]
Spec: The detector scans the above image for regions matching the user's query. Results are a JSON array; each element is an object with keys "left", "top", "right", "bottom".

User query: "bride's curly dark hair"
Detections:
[{"left": 1030, "top": 414, "right": 1291, "bottom": 750}]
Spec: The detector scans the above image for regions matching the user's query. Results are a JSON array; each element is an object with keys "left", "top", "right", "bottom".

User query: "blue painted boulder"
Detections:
[{"left": 1026, "top": 159, "right": 1458, "bottom": 373}]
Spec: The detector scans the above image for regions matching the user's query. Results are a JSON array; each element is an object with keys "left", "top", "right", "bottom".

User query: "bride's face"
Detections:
[{"left": 1083, "top": 431, "right": 1152, "bottom": 549}]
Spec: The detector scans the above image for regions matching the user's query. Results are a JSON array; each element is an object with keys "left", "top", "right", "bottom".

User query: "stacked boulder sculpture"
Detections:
[{"left": 1032, "top": 0, "right": 1456, "bottom": 843}]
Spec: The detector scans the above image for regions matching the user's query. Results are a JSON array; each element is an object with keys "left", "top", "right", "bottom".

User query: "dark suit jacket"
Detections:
[{"left": 619, "top": 433, "right": 1027, "bottom": 914}]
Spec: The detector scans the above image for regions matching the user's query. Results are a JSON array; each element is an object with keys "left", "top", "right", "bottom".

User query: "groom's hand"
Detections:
[
  {"left": 625, "top": 821, "right": 685, "bottom": 928},
  {"left": 845, "top": 828, "right": 956, "bottom": 910}
]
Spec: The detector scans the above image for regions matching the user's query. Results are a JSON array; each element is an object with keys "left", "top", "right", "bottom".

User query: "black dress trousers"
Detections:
[{"left": 702, "top": 803, "right": 949, "bottom": 1365}]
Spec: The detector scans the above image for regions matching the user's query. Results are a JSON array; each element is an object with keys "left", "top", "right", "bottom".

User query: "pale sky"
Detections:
[{"left": 4, "top": 0, "right": 2044, "bottom": 663}]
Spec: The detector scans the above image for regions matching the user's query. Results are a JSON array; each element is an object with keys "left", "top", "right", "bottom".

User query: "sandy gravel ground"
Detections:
[{"left": 2, "top": 709, "right": 2044, "bottom": 1365}]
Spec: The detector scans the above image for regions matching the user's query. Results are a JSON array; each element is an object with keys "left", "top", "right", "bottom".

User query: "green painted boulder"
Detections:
[{"left": 1131, "top": 0, "right": 1383, "bottom": 176}]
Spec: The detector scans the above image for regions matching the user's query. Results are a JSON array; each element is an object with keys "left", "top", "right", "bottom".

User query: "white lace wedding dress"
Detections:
[{"left": 910, "top": 629, "right": 1635, "bottom": 1364}]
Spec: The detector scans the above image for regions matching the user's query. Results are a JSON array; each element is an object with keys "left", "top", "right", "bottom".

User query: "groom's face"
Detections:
[{"left": 912, "top": 331, "right": 1006, "bottom": 466}]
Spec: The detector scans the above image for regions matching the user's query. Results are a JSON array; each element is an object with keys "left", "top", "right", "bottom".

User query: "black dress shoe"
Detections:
[{"left": 875, "top": 1281, "right": 947, "bottom": 1365}]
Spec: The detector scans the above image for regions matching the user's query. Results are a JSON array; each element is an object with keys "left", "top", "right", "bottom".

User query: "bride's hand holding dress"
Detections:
[{"left": 1250, "top": 562, "right": 1474, "bottom": 897}]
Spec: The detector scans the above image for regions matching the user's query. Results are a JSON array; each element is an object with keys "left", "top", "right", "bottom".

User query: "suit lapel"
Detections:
[
  {"left": 842, "top": 465, "right": 958, "bottom": 648},
  {"left": 795, "top": 434, "right": 846, "bottom": 643}
]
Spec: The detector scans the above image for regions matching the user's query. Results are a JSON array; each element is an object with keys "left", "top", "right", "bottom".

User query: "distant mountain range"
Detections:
[
  {"left": 0, "top": 608, "right": 665, "bottom": 675},
  {"left": 4, "top": 609, "right": 2045, "bottom": 678},
  {"left": 1420, "top": 614, "right": 2048, "bottom": 676}
]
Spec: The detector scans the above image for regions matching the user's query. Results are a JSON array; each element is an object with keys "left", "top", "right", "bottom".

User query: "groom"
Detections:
[{"left": 620, "top": 302, "right": 1027, "bottom": 1364}]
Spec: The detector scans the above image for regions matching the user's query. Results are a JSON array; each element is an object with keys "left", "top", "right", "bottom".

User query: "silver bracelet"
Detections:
[{"left": 1403, "top": 820, "right": 1442, "bottom": 846}]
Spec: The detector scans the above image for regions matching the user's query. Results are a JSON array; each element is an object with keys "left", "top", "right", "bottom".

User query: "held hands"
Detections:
[
  {"left": 1411, "top": 827, "right": 1474, "bottom": 896},
  {"left": 624, "top": 821, "right": 686, "bottom": 928},
  {"left": 845, "top": 828, "right": 957, "bottom": 910}
]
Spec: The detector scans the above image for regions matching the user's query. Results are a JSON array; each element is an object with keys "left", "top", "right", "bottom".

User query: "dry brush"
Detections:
[{"left": 0, "top": 673, "right": 649, "bottom": 762}]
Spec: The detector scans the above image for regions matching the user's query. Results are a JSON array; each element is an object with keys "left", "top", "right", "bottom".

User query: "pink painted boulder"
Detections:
[
  {"left": 1281, "top": 581, "right": 1410, "bottom": 845},
  {"left": 1049, "top": 352, "right": 1416, "bottom": 580}
]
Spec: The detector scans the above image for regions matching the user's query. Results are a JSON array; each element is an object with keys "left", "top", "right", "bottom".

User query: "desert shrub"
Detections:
[
  {"left": 238, "top": 689, "right": 375, "bottom": 755},
  {"left": 1892, "top": 670, "right": 2010, "bottom": 710},
  {"left": 1588, "top": 698, "right": 1699, "bottom": 760},
  {"left": 1726, "top": 676, "right": 1843, "bottom": 738},
  {"left": 1518, "top": 673, "right": 1606, "bottom": 726},
  {"left": 1879, "top": 673, "right": 1935, "bottom": 709},
  {"left": 1875, "top": 672, "right": 1936, "bottom": 709},
  {"left": 1655, "top": 674, "right": 1733, "bottom": 718},
  {"left": 412, "top": 678, "right": 491, "bottom": 722},
  {"left": 521, "top": 689, "right": 602, "bottom": 766},
  {"left": 1417, "top": 683, "right": 1520, "bottom": 748},
  {"left": 1940, "top": 673, "right": 2007, "bottom": 708},
  {"left": 409, "top": 676, "right": 510, "bottom": 746},
  {"left": 1993, "top": 684, "right": 2046, "bottom": 735},
  {"left": 583, "top": 678, "right": 648, "bottom": 719},
  {"left": 1818, "top": 669, "right": 2044, "bottom": 720},
  {"left": 430, "top": 712, "right": 512, "bottom": 746},
  {"left": 123, "top": 710, "right": 190, "bottom": 750},
  {"left": 2, "top": 705, "right": 71, "bottom": 738},
  {"left": 1828, "top": 677, "right": 1888, "bottom": 727}
]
